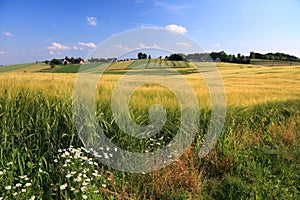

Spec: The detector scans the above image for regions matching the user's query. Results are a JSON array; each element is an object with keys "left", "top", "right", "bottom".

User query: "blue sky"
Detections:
[{"left": 1, "top": 0, "right": 300, "bottom": 65}]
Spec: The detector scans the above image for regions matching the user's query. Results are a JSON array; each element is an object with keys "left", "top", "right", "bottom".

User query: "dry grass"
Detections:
[{"left": 1, "top": 63, "right": 300, "bottom": 109}]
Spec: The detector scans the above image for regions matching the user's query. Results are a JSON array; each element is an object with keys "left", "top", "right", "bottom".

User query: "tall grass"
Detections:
[{"left": 0, "top": 62, "right": 299, "bottom": 199}]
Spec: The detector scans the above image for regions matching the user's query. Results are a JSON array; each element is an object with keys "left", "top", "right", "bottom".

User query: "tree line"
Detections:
[{"left": 249, "top": 51, "right": 300, "bottom": 62}]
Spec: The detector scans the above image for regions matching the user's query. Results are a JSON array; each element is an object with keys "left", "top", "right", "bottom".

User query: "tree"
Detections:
[
  {"left": 50, "top": 58, "right": 62, "bottom": 68},
  {"left": 142, "top": 53, "right": 147, "bottom": 59},
  {"left": 137, "top": 52, "right": 147, "bottom": 59},
  {"left": 168, "top": 54, "right": 184, "bottom": 61},
  {"left": 148, "top": 55, "right": 151, "bottom": 60},
  {"left": 250, "top": 51, "right": 255, "bottom": 59},
  {"left": 70, "top": 57, "right": 75, "bottom": 64}
]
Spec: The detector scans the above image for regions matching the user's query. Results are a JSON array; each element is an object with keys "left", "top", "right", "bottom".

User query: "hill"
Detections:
[{"left": 0, "top": 63, "right": 49, "bottom": 73}]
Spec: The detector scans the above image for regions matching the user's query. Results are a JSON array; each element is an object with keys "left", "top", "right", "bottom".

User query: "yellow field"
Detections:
[{"left": 0, "top": 62, "right": 299, "bottom": 108}]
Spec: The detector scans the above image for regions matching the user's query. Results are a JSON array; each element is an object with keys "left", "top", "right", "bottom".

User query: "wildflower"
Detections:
[
  {"left": 16, "top": 183, "right": 22, "bottom": 187},
  {"left": 81, "top": 186, "right": 87, "bottom": 192},
  {"left": 5, "top": 185, "right": 12, "bottom": 190},
  {"left": 81, "top": 156, "right": 88, "bottom": 161},
  {"left": 92, "top": 172, "right": 100, "bottom": 177},
  {"left": 103, "top": 153, "right": 109, "bottom": 159},
  {"left": 70, "top": 171, "right": 76, "bottom": 175},
  {"left": 65, "top": 159, "right": 71, "bottom": 163},
  {"left": 66, "top": 173, "right": 72, "bottom": 178},
  {"left": 102, "top": 184, "right": 107, "bottom": 188},
  {"left": 82, "top": 182, "right": 89, "bottom": 186},
  {"left": 21, "top": 188, "right": 26, "bottom": 193},
  {"left": 29, "top": 195, "right": 36, "bottom": 200},
  {"left": 54, "top": 159, "right": 58, "bottom": 163},
  {"left": 74, "top": 177, "right": 82, "bottom": 182},
  {"left": 13, "top": 192, "right": 18, "bottom": 196},
  {"left": 71, "top": 187, "right": 75, "bottom": 191},
  {"left": 82, "top": 195, "right": 88, "bottom": 199},
  {"left": 94, "top": 190, "right": 99, "bottom": 193},
  {"left": 7, "top": 162, "right": 13, "bottom": 165},
  {"left": 19, "top": 175, "right": 27, "bottom": 179},
  {"left": 60, "top": 183, "right": 68, "bottom": 190},
  {"left": 0, "top": 171, "right": 3, "bottom": 175},
  {"left": 38, "top": 168, "right": 43, "bottom": 173},
  {"left": 25, "top": 182, "right": 32, "bottom": 187}
]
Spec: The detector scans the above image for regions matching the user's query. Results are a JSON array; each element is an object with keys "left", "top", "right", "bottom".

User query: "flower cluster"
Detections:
[
  {"left": 0, "top": 165, "right": 35, "bottom": 200},
  {"left": 53, "top": 146, "right": 113, "bottom": 199}
]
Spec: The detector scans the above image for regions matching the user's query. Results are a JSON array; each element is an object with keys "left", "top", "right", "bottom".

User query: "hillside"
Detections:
[{"left": 0, "top": 63, "right": 49, "bottom": 73}]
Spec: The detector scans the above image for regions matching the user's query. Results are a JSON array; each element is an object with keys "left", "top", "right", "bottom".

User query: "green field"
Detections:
[
  {"left": 0, "top": 61, "right": 299, "bottom": 199},
  {"left": 251, "top": 59, "right": 300, "bottom": 66},
  {"left": 0, "top": 63, "right": 49, "bottom": 73}
]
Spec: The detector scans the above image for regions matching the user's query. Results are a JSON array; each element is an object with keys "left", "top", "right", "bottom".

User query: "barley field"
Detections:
[{"left": 0, "top": 61, "right": 299, "bottom": 199}]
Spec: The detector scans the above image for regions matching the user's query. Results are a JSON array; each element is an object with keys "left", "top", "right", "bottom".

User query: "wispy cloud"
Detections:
[
  {"left": 213, "top": 43, "right": 221, "bottom": 48},
  {"left": 2, "top": 32, "right": 14, "bottom": 37},
  {"left": 176, "top": 42, "right": 191, "bottom": 47},
  {"left": 0, "top": 51, "right": 5, "bottom": 55},
  {"left": 47, "top": 42, "right": 71, "bottom": 50},
  {"left": 138, "top": 43, "right": 160, "bottom": 49},
  {"left": 165, "top": 24, "right": 188, "bottom": 34},
  {"left": 114, "top": 44, "right": 131, "bottom": 52},
  {"left": 78, "top": 42, "right": 96, "bottom": 48},
  {"left": 49, "top": 50, "right": 62, "bottom": 56},
  {"left": 87, "top": 17, "right": 97, "bottom": 26},
  {"left": 154, "top": 0, "right": 189, "bottom": 11},
  {"left": 134, "top": 0, "right": 144, "bottom": 3}
]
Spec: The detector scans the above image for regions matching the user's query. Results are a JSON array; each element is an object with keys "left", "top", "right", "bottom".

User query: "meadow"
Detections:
[{"left": 0, "top": 60, "right": 299, "bottom": 199}]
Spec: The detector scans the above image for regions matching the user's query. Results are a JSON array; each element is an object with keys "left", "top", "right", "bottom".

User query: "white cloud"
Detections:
[
  {"left": 165, "top": 24, "right": 188, "bottom": 34},
  {"left": 0, "top": 51, "right": 5, "bottom": 55},
  {"left": 49, "top": 51, "right": 62, "bottom": 56},
  {"left": 78, "top": 42, "right": 96, "bottom": 48},
  {"left": 139, "top": 43, "right": 147, "bottom": 48},
  {"left": 73, "top": 46, "right": 78, "bottom": 50},
  {"left": 154, "top": 0, "right": 189, "bottom": 11},
  {"left": 134, "top": 0, "right": 144, "bottom": 3},
  {"left": 138, "top": 43, "right": 160, "bottom": 49},
  {"left": 114, "top": 44, "right": 131, "bottom": 51},
  {"left": 47, "top": 42, "right": 71, "bottom": 50},
  {"left": 2, "top": 32, "right": 14, "bottom": 37},
  {"left": 87, "top": 17, "right": 97, "bottom": 26},
  {"left": 176, "top": 42, "right": 191, "bottom": 47}
]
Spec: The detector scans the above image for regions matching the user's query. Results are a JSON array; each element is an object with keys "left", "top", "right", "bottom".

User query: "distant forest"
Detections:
[
  {"left": 46, "top": 51, "right": 300, "bottom": 66},
  {"left": 186, "top": 51, "right": 300, "bottom": 64}
]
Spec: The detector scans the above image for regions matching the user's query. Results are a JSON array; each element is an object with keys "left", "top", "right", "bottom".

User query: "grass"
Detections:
[
  {"left": 0, "top": 63, "right": 49, "bottom": 73},
  {"left": 0, "top": 61, "right": 299, "bottom": 199},
  {"left": 250, "top": 59, "right": 300, "bottom": 66}
]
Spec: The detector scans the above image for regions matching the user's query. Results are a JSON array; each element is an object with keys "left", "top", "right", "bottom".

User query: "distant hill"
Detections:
[{"left": 0, "top": 63, "right": 49, "bottom": 73}]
